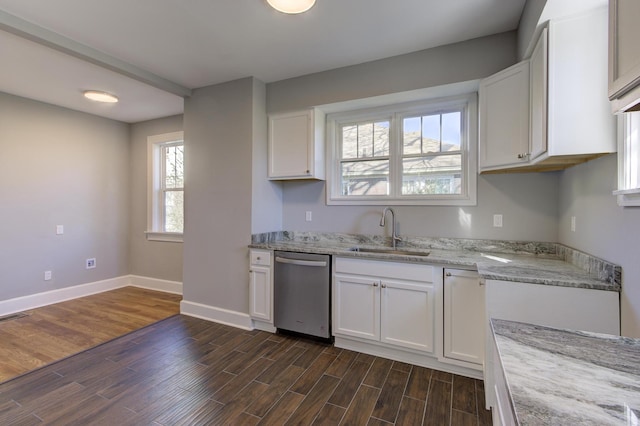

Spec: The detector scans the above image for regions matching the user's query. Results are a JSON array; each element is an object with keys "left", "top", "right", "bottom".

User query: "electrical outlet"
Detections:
[
  {"left": 56, "top": 225, "right": 64, "bottom": 235},
  {"left": 571, "top": 216, "right": 576, "bottom": 232},
  {"left": 44, "top": 270, "right": 52, "bottom": 281},
  {"left": 305, "top": 211, "right": 312, "bottom": 222},
  {"left": 493, "top": 214, "right": 503, "bottom": 228},
  {"left": 86, "top": 258, "right": 96, "bottom": 269}
]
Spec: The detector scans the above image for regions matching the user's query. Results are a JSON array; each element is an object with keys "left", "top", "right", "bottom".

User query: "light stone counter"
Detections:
[
  {"left": 250, "top": 232, "right": 621, "bottom": 292},
  {"left": 492, "top": 319, "right": 640, "bottom": 425}
]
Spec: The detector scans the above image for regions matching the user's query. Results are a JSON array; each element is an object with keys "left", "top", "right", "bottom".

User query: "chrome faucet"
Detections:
[{"left": 380, "top": 207, "right": 402, "bottom": 249}]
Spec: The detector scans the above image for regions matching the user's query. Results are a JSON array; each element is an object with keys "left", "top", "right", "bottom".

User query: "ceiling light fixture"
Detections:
[
  {"left": 267, "top": 0, "right": 316, "bottom": 14},
  {"left": 83, "top": 90, "right": 119, "bottom": 103}
]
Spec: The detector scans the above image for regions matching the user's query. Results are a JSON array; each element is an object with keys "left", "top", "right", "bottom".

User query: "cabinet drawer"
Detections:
[
  {"left": 335, "top": 257, "right": 433, "bottom": 282},
  {"left": 250, "top": 250, "right": 271, "bottom": 266}
]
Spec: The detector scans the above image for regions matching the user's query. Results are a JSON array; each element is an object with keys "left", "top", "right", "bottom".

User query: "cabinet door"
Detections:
[
  {"left": 443, "top": 270, "right": 484, "bottom": 366},
  {"left": 529, "top": 27, "right": 548, "bottom": 162},
  {"left": 333, "top": 273, "right": 380, "bottom": 341},
  {"left": 249, "top": 265, "right": 272, "bottom": 322},
  {"left": 609, "top": 0, "right": 640, "bottom": 103},
  {"left": 380, "top": 278, "right": 434, "bottom": 353},
  {"left": 479, "top": 61, "right": 530, "bottom": 170},
  {"left": 268, "top": 110, "right": 313, "bottom": 179}
]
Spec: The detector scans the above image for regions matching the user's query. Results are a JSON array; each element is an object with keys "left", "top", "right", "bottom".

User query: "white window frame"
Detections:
[
  {"left": 613, "top": 112, "right": 640, "bottom": 207},
  {"left": 146, "top": 131, "right": 184, "bottom": 242},
  {"left": 326, "top": 94, "right": 477, "bottom": 206}
]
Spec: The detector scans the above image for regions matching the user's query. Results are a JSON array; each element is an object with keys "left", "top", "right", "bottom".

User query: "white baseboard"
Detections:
[
  {"left": 0, "top": 274, "right": 184, "bottom": 318},
  {"left": 0, "top": 275, "right": 129, "bottom": 317},
  {"left": 129, "top": 275, "right": 182, "bottom": 294},
  {"left": 180, "top": 300, "right": 253, "bottom": 330}
]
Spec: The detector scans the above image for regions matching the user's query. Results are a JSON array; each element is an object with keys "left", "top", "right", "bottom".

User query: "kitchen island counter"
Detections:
[{"left": 491, "top": 319, "right": 640, "bottom": 425}]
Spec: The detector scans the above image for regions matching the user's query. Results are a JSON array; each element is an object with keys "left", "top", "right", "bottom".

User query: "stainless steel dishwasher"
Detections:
[{"left": 274, "top": 251, "right": 331, "bottom": 339}]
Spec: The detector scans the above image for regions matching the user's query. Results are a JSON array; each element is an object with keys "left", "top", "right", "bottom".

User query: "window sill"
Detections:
[
  {"left": 326, "top": 196, "right": 477, "bottom": 206},
  {"left": 145, "top": 231, "right": 183, "bottom": 242},
  {"left": 613, "top": 188, "right": 640, "bottom": 207}
]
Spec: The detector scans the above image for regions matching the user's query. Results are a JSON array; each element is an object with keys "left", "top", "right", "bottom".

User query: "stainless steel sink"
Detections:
[{"left": 349, "top": 247, "right": 430, "bottom": 257}]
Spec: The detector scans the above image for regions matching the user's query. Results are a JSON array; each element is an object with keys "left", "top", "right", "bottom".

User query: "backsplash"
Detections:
[{"left": 556, "top": 245, "right": 622, "bottom": 287}]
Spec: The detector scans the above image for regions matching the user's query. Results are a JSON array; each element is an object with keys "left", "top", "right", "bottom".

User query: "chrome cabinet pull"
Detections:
[
  {"left": 445, "top": 272, "right": 452, "bottom": 277},
  {"left": 373, "top": 282, "right": 378, "bottom": 287},
  {"left": 381, "top": 283, "right": 387, "bottom": 288}
]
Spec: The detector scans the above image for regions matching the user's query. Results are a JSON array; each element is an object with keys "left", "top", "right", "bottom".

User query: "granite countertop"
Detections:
[
  {"left": 250, "top": 232, "right": 621, "bottom": 292},
  {"left": 491, "top": 319, "right": 640, "bottom": 425}
]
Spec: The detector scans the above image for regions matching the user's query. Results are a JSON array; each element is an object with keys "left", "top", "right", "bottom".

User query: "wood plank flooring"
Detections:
[
  {"left": 0, "top": 314, "right": 493, "bottom": 425},
  {"left": 0, "top": 286, "right": 181, "bottom": 383}
]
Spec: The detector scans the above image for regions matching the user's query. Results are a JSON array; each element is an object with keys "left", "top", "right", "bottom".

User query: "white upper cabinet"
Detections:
[
  {"left": 529, "top": 27, "right": 548, "bottom": 163},
  {"left": 609, "top": 0, "right": 640, "bottom": 112},
  {"left": 480, "top": 6, "right": 616, "bottom": 173},
  {"left": 479, "top": 61, "right": 530, "bottom": 169},
  {"left": 268, "top": 109, "right": 325, "bottom": 180}
]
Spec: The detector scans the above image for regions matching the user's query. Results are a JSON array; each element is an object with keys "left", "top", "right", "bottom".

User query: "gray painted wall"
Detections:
[
  {"left": 282, "top": 173, "right": 559, "bottom": 241},
  {"left": 558, "top": 155, "right": 640, "bottom": 337},
  {"left": 267, "top": 31, "right": 517, "bottom": 113},
  {"left": 252, "top": 79, "right": 283, "bottom": 234},
  {"left": 183, "top": 77, "right": 256, "bottom": 314},
  {"left": 517, "top": 0, "right": 547, "bottom": 59},
  {"left": 129, "top": 115, "right": 184, "bottom": 282},
  {"left": 0, "top": 92, "right": 130, "bottom": 300}
]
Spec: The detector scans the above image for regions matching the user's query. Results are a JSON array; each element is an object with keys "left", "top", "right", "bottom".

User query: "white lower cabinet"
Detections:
[
  {"left": 380, "top": 278, "right": 434, "bottom": 353},
  {"left": 333, "top": 258, "right": 435, "bottom": 355},
  {"left": 249, "top": 249, "right": 275, "bottom": 332},
  {"left": 333, "top": 274, "right": 380, "bottom": 341},
  {"left": 491, "top": 335, "right": 516, "bottom": 426},
  {"left": 441, "top": 269, "right": 484, "bottom": 369}
]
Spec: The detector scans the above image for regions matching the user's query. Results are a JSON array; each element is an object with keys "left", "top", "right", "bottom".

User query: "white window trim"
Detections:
[
  {"left": 146, "top": 131, "right": 184, "bottom": 242},
  {"left": 613, "top": 114, "right": 640, "bottom": 207},
  {"left": 326, "top": 94, "right": 477, "bottom": 206}
]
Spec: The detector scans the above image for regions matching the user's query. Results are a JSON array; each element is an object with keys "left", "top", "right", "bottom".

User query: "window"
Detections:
[
  {"left": 614, "top": 112, "right": 640, "bottom": 206},
  {"left": 147, "top": 131, "right": 184, "bottom": 241},
  {"left": 327, "top": 94, "right": 477, "bottom": 205}
]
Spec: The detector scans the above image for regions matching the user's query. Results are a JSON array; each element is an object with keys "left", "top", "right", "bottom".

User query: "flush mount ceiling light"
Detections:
[
  {"left": 267, "top": 0, "right": 316, "bottom": 14},
  {"left": 83, "top": 90, "right": 119, "bottom": 103}
]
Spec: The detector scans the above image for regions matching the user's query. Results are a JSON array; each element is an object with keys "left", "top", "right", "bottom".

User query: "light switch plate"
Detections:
[
  {"left": 493, "top": 214, "right": 503, "bottom": 228},
  {"left": 56, "top": 225, "right": 64, "bottom": 235}
]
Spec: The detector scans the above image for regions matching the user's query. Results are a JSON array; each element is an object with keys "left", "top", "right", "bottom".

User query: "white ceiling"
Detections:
[{"left": 0, "top": 0, "right": 526, "bottom": 123}]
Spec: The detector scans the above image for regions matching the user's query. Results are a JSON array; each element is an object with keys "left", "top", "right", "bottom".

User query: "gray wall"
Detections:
[
  {"left": 282, "top": 173, "right": 559, "bottom": 241},
  {"left": 252, "top": 79, "right": 283, "bottom": 234},
  {"left": 129, "top": 115, "right": 184, "bottom": 282},
  {"left": 0, "top": 92, "right": 130, "bottom": 300},
  {"left": 183, "top": 77, "right": 257, "bottom": 314},
  {"left": 267, "top": 31, "right": 517, "bottom": 113},
  {"left": 517, "top": 0, "right": 547, "bottom": 59},
  {"left": 558, "top": 155, "right": 640, "bottom": 337}
]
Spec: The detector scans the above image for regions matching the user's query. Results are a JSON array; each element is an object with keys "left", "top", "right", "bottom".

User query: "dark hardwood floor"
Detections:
[{"left": 0, "top": 314, "right": 492, "bottom": 425}]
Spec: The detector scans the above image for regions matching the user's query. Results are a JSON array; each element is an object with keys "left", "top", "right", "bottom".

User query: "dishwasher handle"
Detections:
[{"left": 275, "top": 256, "right": 328, "bottom": 267}]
